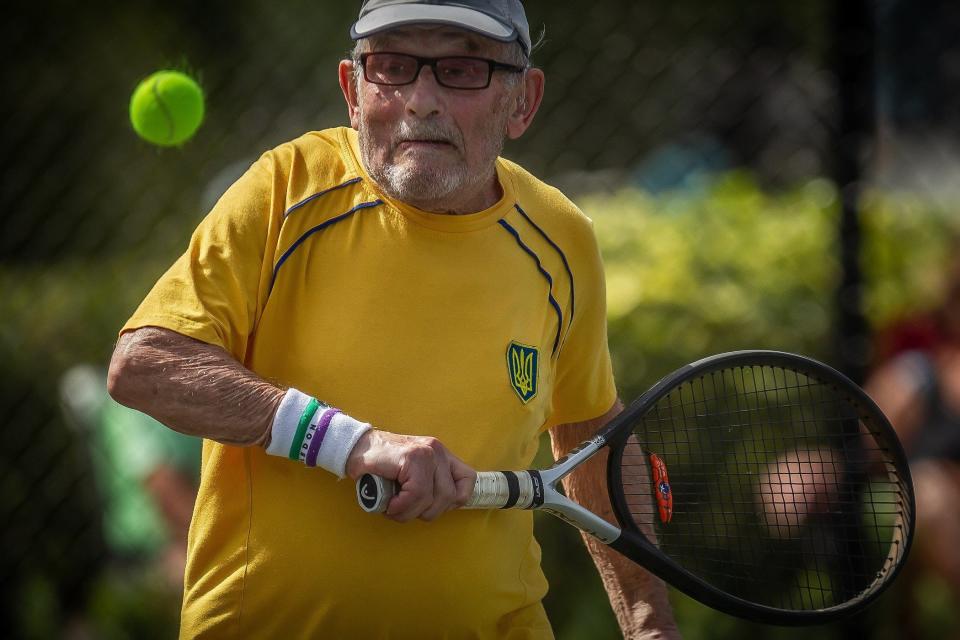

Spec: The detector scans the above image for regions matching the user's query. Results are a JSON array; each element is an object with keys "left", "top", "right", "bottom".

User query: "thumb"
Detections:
[{"left": 450, "top": 457, "right": 477, "bottom": 505}]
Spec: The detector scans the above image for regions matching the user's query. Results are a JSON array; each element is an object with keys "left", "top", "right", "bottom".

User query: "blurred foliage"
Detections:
[
  {"left": 860, "top": 188, "right": 960, "bottom": 324},
  {"left": 590, "top": 174, "right": 840, "bottom": 398},
  {"left": 4, "top": 173, "right": 954, "bottom": 637},
  {"left": 590, "top": 173, "right": 953, "bottom": 399},
  {"left": 0, "top": 256, "right": 175, "bottom": 375}
]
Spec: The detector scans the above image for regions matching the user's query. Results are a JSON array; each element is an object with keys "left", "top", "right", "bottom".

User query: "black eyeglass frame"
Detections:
[{"left": 358, "top": 52, "right": 526, "bottom": 90}]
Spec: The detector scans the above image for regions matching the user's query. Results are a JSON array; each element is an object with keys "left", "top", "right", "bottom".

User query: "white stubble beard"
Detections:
[{"left": 356, "top": 95, "right": 513, "bottom": 213}]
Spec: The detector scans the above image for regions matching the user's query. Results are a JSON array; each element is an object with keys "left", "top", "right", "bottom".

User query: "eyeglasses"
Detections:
[{"left": 359, "top": 52, "right": 525, "bottom": 90}]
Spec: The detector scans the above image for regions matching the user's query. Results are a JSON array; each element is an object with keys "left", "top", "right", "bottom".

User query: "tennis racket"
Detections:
[{"left": 356, "top": 350, "right": 915, "bottom": 625}]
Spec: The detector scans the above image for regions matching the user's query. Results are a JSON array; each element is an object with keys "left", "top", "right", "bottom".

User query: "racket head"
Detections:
[{"left": 601, "top": 350, "right": 915, "bottom": 625}]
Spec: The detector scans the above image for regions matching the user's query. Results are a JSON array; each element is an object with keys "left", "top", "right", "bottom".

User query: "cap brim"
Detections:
[{"left": 351, "top": 5, "right": 518, "bottom": 44}]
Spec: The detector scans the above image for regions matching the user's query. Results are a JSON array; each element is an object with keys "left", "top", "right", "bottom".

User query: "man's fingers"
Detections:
[
  {"left": 385, "top": 489, "right": 422, "bottom": 522},
  {"left": 386, "top": 475, "right": 432, "bottom": 522},
  {"left": 385, "top": 441, "right": 439, "bottom": 521},
  {"left": 419, "top": 463, "right": 457, "bottom": 521},
  {"left": 420, "top": 454, "right": 476, "bottom": 520}
]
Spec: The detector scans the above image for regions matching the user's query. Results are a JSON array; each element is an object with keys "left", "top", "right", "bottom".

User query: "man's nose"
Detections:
[{"left": 404, "top": 65, "right": 443, "bottom": 118}]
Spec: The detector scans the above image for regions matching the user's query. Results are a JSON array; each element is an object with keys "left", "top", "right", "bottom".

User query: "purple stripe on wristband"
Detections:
[{"left": 305, "top": 409, "right": 340, "bottom": 467}]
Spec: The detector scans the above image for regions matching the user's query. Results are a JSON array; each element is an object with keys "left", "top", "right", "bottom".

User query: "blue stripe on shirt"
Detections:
[
  {"left": 283, "top": 177, "right": 364, "bottom": 218},
  {"left": 271, "top": 199, "right": 383, "bottom": 291},
  {"left": 497, "top": 218, "right": 564, "bottom": 356}
]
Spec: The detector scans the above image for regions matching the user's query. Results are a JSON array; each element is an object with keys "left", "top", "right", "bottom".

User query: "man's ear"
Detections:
[
  {"left": 506, "top": 68, "right": 545, "bottom": 140},
  {"left": 339, "top": 59, "right": 362, "bottom": 130}
]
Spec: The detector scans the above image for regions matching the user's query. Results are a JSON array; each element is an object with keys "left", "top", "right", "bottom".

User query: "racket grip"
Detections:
[
  {"left": 356, "top": 471, "right": 541, "bottom": 513},
  {"left": 468, "top": 471, "right": 541, "bottom": 509}
]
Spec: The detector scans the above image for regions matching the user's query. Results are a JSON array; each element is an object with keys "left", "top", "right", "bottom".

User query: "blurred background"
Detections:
[{"left": 3, "top": 0, "right": 960, "bottom": 638}]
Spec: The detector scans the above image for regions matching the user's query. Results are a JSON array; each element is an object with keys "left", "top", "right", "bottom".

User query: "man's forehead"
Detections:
[{"left": 366, "top": 25, "right": 507, "bottom": 55}]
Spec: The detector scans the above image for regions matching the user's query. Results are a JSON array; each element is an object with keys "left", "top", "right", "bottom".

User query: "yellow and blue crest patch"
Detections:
[{"left": 506, "top": 341, "right": 539, "bottom": 403}]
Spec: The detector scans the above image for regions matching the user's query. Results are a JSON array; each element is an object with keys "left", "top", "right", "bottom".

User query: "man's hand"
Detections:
[{"left": 346, "top": 430, "right": 476, "bottom": 523}]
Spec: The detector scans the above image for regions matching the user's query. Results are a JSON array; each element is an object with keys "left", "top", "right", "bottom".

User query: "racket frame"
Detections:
[{"left": 601, "top": 350, "right": 916, "bottom": 625}]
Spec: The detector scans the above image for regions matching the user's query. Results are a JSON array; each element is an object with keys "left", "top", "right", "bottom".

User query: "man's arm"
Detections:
[
  {"left": 108, "top": 327, "right": 284, "bottom": 446},
  {"left": 108, "top": 326, "right": 474, "bottom": 521},
  {"left": 863, "top": 355, "right": 927, "bottom": 449},
  {"left": 549, "top": 400, "right": 681, "bottom": 640}
]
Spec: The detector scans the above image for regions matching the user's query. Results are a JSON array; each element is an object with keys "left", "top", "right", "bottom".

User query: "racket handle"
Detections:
[{"left": 356, "top": 471, "right": 543, "bottom": 513}]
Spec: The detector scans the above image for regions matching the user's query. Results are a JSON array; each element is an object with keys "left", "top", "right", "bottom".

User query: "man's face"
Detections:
[{"left": 343, "top": 27, "right": 526, "bottom": 213}]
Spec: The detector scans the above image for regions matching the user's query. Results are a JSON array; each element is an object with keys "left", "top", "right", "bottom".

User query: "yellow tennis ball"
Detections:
[{"left": 129, "top": 70, "right": 205, "bottom": 147}]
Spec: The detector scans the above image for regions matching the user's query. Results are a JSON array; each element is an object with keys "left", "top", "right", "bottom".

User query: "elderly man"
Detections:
[{"left": 108, "top": 0, "right": 679, "bottom": 637}]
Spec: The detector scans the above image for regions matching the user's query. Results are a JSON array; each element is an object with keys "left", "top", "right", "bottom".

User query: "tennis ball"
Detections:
[{"left": 129, "top": 70, "right": 205, "bottom": 147}]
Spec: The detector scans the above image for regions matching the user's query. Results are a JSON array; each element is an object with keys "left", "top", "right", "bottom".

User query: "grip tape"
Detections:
[
  {"left": 501, "top": 471, "right": 521, "bottom": 509},
  {"left": 356, "top": 469, "right": 544, "bottom": 513}
]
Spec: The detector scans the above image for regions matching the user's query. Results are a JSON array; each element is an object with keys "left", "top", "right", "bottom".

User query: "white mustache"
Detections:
[{"left": 393, "top": 121, "right": 462, "bottom": 150}]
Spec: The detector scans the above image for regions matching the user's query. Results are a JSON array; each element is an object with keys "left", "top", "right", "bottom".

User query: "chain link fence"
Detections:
[{"left": 3, "top": 0, "right": 959, "bottom": 637}]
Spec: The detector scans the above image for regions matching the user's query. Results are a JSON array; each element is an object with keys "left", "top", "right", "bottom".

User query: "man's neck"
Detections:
[{"left": 399, "top": 171, "right": 502, "bottom": 215}]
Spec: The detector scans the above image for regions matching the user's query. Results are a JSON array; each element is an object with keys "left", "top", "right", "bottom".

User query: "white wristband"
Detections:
[
  {"left": 266, "top": 388, "right": 371, "bottom": 478},
  {"left": 314, "top": 411, "right": 372, "bottom": 478},
  {"left": 266, "top": 388, "right": 315, "bottom": 458}
]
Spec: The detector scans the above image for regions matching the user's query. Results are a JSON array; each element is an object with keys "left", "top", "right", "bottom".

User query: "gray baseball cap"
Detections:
[{"left": 351, "top": 0, "right": 531, "bottom": 54}]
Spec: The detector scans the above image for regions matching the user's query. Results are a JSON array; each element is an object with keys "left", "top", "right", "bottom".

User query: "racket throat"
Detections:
[
  {"left": 541, "top": 488, "right": 622, "bottom": 544},
  {"left": 543, "top": 435, "right": 607, "bottom": 483}
]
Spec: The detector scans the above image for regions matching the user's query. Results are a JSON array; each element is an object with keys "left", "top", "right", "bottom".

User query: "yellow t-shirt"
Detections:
[{"left": 123, "top": 127, "right": 617, "bottom": 639}]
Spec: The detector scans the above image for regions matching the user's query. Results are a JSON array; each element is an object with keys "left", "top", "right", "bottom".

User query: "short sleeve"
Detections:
[
  {"left": 122, "top": 154, "right": 280, "bottom": 361},
  {"left": 543, "top": 225, "right": 618, "bottom": 430}
]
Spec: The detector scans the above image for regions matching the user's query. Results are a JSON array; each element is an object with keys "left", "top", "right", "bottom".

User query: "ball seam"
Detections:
[{"left": 150, "top": 77, "right": 177, "bottom": 144}]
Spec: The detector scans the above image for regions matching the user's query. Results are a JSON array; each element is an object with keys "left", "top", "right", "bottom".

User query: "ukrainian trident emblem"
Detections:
[{"left": 507, "top": 341, "right": 539, "bottom": 403}]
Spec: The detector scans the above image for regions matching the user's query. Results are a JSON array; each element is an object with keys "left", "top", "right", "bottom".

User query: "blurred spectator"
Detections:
[
  {"left": 59, "top": 365, "right": 201, "bottom": 589},
  {"left": 865, "top": 249, "right": 960, "bottom": 633}
]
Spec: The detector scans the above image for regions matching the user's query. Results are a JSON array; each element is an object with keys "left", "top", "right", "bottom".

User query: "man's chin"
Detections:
[
  {"left": 380, "top": 166, "right": 466, "bottom": 208},
  {"left": 387, "top": 174, "right": 455, "bottom": 198},
  {"left": 391, "top": 154, "right": 462, "bottom": 179}
]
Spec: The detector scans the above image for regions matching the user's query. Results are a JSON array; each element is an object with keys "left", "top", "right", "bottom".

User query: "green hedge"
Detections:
[{"left": 588, "top": 173, "right": 953, "bottom": 398}]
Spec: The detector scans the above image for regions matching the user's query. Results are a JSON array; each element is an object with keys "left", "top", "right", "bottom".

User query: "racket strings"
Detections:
[{"left": 619, "top": 364, "right": 912, "bottom": 611}]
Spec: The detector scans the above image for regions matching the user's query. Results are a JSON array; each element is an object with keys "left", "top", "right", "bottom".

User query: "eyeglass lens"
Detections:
[{"left": 363, "top": 54, "right": 493, "bottom": 89}]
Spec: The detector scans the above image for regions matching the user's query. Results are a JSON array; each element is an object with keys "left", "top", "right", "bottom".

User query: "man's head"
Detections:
[{"left": 340, "top": 1, "right": 544, "bottom": 214}]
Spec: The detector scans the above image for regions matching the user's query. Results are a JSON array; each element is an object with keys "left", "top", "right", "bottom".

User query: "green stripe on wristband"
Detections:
[{"left": 289, "top": 398, "right": 321, "bottom": 460}]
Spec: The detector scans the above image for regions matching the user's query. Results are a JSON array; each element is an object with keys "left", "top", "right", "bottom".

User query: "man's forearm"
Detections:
[
  {"left": 551, "top": 406, "right": 681, "bottom": 639},
  {"left": 108, "top": 326, "right": 284, "bottom": 446},
  {"left": 108, "top": 327, "right": 476, "bottom": 520}
]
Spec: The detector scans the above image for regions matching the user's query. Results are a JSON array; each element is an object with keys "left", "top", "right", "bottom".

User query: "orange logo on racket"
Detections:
[{"left": 649, "top": 453, "right": 673, "bottom": 524}]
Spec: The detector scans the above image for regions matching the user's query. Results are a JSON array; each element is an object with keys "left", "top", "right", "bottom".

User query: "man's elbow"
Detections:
[{"left": 107, "top": 332, "right": 143, "bottom": 407}]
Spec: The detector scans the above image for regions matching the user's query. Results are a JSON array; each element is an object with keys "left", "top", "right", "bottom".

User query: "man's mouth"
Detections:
[{"left": 396, "top": 139, "right": 454, "bottom": 150}]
